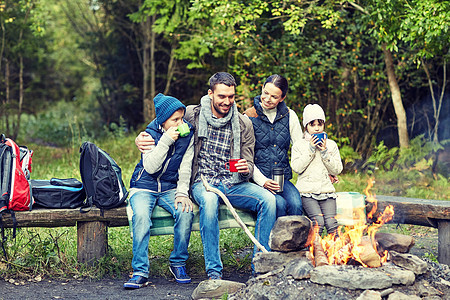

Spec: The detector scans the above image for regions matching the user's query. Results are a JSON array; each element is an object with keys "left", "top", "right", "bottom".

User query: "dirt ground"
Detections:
[
  {"left": 0, "top": 227, "right": 441, "bottom": 300},
  {"left": 0, "top": 271, "right": 251, "bottom": 300}
]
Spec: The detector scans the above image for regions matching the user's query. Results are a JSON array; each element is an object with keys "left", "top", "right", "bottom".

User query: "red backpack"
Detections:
[{"left": 0, "top": 134, "right": 33, "bottom": 259}]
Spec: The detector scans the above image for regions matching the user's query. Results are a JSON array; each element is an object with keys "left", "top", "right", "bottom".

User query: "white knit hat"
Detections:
[{"left": 302, "top": 104, "right": 325, "bottom": 127}]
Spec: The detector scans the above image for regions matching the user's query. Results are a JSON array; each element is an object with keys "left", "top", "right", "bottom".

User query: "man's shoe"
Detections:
[
  {"left": 123, "top": 275, "right": 148, "bottom": 289},
  {"left": 169, "top": 265, "right": 191, "bottom": 283},
  {"left": 208, "top": 273, "right": 222, "bottom": 280}
]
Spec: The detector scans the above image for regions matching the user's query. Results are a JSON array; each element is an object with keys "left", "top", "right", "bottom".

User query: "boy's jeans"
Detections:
[
  {"left": 130, "top": 189, "right": 194, "bottom": 278},
  {"left": 191, "top": 181, "right": 276, "bottom": 277},
  {"left": 275, "top": 179, "right": 303, "bottom": 218}
]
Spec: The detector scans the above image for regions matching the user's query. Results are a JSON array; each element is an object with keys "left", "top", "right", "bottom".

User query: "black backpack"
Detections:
[
  {"left": 79, "top": 142, "right": 128, "bottom": 212},
  {"left": 31, "top": 178, "right": 86, "bottom": 209}
]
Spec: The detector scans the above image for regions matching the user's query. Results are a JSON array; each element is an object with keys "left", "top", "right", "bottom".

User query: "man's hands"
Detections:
[
  {"left": 235, "top": 159, "right": 250, "bottom": 175},
  {"left": 136, "top": 131, "right": 155, "bottom": 153},
  {"left": 175, "top": 196, "right": 194, "bottom": 212}
]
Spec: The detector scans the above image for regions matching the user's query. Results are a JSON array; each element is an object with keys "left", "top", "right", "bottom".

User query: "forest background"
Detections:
[{"left": 0, "top": 0, "right": 449, "bottom": 279}]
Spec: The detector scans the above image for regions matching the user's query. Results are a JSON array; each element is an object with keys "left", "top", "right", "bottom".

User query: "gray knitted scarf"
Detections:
[{"left": 198, "top": 95, "right": 241, "bottom": 160}]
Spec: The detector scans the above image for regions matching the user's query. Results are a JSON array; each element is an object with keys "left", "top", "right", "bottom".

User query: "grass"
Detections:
[{"left": 0, "top": 133, "right": 448, "bottom": 280}]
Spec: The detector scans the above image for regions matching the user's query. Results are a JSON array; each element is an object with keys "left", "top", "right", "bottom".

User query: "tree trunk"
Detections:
[
  {"left": 4, "top": 59, "right": 10, "bottom": 134},
  {"left": 141, "top": 15, "right": 155, "bottom": 123},
  {"left": 13, "top": 55, "right": 24, "bottom": 139},
  {"left": 421, "top": 58, "right": 446, "bottom": 143},
  {"left": 381, "top": 44, "right": 409, "bottom": 148}
]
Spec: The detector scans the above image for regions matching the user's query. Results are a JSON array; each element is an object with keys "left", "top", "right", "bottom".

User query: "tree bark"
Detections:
[
  {"left": 421, "top": 59, "right": 446, "bottom": 143},
  {"left": 141, "top": 15, "right": 155, "bottom": 123},
  {"left": 381, "top": 44, "right": 409, "bottom": 148}
]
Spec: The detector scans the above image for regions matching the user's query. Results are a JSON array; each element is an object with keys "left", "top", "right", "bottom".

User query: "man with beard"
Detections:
[{"left": 136, "top": 72, "right": 276, "bottom": 280}]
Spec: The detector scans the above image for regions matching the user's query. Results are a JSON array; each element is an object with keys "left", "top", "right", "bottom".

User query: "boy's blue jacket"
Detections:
[{"left": 129, "top": 119, "right": 194, "bottom": 192}]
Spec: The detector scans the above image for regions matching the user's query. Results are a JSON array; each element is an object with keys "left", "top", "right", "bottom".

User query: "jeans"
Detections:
[
  {"left": 275, "top": 179, "right": 303, "bottom": 218},
  {"left": 130, "top": 189, "right": 194, "bottom": 278},
  {"left": 302, "top": 196, "right": 338, "bottom": 236},
  {"left": 191, "top": 181, "right": 276, "bottom": 277}
]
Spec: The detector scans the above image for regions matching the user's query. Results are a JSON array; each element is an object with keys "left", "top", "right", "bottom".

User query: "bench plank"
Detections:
[{"left": 366, "top": 195, "right": 450, "bottom": 227}]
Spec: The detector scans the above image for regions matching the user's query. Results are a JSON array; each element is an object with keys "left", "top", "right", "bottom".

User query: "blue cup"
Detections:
[{"left": 312, "top": 132, "right": 327, "bottom": 145}]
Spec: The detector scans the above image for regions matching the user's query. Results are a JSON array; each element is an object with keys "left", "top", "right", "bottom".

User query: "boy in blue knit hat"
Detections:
[{"left": 124, "top": 93, "right": 195, "bottom": 289}]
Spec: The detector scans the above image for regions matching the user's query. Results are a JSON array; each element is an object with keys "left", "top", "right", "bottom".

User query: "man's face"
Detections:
[
  {"left": 162, "top": 109, "right": 184, "bottom": 131},
  {"left": 208, "top": 84, "right": 235, "bottom": 118}
]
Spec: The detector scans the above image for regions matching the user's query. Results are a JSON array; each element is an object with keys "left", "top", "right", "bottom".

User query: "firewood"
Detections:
[
  {"left": 359, "top": 236, "right": 381, "bottom": 267},
  {"left": 313, "top": 235, "right": 329, "bottom": 266}
]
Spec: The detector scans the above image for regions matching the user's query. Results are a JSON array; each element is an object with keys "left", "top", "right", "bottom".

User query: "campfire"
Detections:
[{"left": 310, "top": 178, "right": 395, "bottom": 268}]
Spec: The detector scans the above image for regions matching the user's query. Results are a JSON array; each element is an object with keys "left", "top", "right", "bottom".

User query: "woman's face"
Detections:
[
  {"left": 260, "top": 82, "right": 285, "bottom": 110},
  {"left": 306, "top": 120, "right": 324, "bottom": 134}
]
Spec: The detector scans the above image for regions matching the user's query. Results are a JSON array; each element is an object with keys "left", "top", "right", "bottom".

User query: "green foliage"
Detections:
[{"left": 363, "top": 135, "right": 444, "bottom": 175}]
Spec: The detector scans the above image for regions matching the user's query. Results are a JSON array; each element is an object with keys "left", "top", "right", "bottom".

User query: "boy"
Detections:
[{"left": 124, "top": 93, "right": 195, "bottom": 289}]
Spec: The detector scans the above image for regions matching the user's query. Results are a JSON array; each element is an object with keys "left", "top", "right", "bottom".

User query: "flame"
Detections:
[{"left": 310, "top": 178, "right": 394, "bottom": 267}]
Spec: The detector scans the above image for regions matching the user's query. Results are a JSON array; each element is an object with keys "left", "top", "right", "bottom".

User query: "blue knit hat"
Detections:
[{"left": 154, "top": 93, "right": 186, "bottom": 125}]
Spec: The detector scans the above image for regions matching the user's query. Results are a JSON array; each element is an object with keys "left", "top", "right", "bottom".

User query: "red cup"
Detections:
[{"left": 225, "top": 158, "right": 240, "bottom": 172}]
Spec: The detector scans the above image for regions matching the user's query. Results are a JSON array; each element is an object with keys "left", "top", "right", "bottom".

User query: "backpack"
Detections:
[
  {"left": 79, "top": 141, "right": 128, "bottom": 212},
  {"left": 32, "top": 178, "right": 86, "bottom": 209},
  {"left": 0, "top": 134, "right": 33, "bottom": 260}
]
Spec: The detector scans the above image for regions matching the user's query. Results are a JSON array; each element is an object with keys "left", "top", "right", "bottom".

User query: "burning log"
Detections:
[
  {"left": 358, "top": 236, "right": 382, "bottom": 268},
  {"left": 313, "top": 235, "right": 329, "bottom": 267}
]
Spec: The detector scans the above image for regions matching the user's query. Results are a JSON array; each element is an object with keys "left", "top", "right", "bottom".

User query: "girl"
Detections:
[
  {"left": 244, "top": 74, "right": 303, "bottom": 218},
  {"left": 291, "top": 104, "right": 343, "bottom": 236}
]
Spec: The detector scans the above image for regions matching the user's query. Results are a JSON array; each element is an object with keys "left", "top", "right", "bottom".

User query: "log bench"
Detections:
[
  {"left": 366, "top": 195, "right": 450, "bottom": 265},
  {"left": 0, "top": 204, "right": 257, "bottom": 265},
  {"left": 1, "top": 194, "right": 449, "bottom": 265}
]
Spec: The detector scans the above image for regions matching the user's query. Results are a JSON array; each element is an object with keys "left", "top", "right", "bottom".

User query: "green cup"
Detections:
[{"left": 176, "top": 123, "right": 190, "bottom": 137}]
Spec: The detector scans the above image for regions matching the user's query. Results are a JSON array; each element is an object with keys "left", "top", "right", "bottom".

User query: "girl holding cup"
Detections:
[{"left": 291, "top": 104, "right": 343, "bottom": 236}]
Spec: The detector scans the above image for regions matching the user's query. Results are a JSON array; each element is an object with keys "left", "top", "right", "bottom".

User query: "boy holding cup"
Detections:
[{"left": 124, "top": 93, "right": 195, "bottom": 289}]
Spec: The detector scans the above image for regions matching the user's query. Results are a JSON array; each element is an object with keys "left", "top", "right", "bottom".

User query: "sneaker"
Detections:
[
  {"left": 169, "top": 265, "right": 191, "bottom": 283},
  {"left": 123, "top": 275, "right": 148, "bottom": 289},
  {"left": 208, "top": 273, "right": 222, "bottom": 280}
]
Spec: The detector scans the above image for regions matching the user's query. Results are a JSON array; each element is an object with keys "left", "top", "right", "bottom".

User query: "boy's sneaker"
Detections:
[
  {"left": 123, "top": 275, "right": 148, "bottom": 289},
  {"left": 169, "top": 265, "right": 191, "bottom": 283}
]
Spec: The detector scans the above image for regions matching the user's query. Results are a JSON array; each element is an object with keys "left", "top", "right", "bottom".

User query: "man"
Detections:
[{"left": 136, "top": 72, "right": 276, "bottom": 280}]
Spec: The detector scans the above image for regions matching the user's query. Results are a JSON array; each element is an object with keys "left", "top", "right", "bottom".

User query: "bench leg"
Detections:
[
  {"left": 77, "top": 221, "right": 108, "bottom": 265},
  {"left": 438, "top": 220, "right": 450, "bottom": 265}
]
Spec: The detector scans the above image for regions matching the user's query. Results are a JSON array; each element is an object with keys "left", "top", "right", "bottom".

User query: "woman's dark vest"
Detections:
[
  {"left": 247, "top": 96, "right": 292, "bottom": 180},
  {"left": 130, "top": 120, "right": 194, "bottom": 192}
]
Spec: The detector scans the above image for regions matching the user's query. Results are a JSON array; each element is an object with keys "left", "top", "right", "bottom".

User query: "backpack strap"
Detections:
[
  {"left": 0, "top": 211, "right": 16, "bottom": 264},
  {"left": 79, "top": 196, "right": 93, "bottom": 213}
]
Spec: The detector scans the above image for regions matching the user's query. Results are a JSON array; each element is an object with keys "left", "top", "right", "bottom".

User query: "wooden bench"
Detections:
[
  {"left": 0, "top": 204, "right": 257, "bottom": 265},
  {"left": 366, "top": 195, "right": 450, "bottom": 265},
  {"left": 1, "top": 194, "right": 449, "bottom": 265}
]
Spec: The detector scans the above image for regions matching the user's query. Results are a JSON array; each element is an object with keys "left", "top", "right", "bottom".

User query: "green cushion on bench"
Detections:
[
  {"left": 126, "top": 203, "right": 257, "bottom": 236},
  {"left": 126, "top": 192, "right": 365, "bottom": 236}
]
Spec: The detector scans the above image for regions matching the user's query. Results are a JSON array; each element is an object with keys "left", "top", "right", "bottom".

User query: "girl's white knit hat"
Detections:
[{"left": 302, "top": 104, "right": 325, "bottom": 127}]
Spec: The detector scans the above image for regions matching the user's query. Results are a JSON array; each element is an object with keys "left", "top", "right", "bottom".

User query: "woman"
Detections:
[{"left": 244, "top": 74, "right": 303, "bottom": 217}]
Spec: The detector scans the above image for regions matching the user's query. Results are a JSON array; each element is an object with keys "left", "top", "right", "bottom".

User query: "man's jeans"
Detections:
[
  {"left": 191, "top": 181, "right": 276, "bottom": 277},
  {"left": 275, "top": 179, "right": 303, "bottom": 218},
  {"left": 130, "top": 189, "right": 194, "bottom": 278}
]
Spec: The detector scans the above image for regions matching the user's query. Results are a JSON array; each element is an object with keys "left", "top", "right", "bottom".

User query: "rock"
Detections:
[
  {"left": 390, "top": 251, "right": 428, "bottom": 275},
  {"left": 191, "top": 279, "right": 245, "bottom": 300},
  {"left": 380, "top": 288, "right": 395, "bottom": 297},
  {"left": 283, "top": 259, "right": 314, "bottom": 279},
  {"left": 359, "top": 236, "right": 382, "bottom": 268},
  {"left": 387, "top": 291, "right": 421, "bottom": 300},
  {"left": 381, "top": 265, "right": 415, "bottom": 285},
  {"left": 269, "top": 215, "right": 314, "bottom": 251},
  {"left": 356, "top": 290, "right": 382, "bottom": 300},
  {"left": 310, "top": 265, "right": 393, "bottom": 290},
  {"left": 375, "top": 232, "right": 415, "bottom": 253},
  {"left": 416, "top": 279, "right": 442, "bottom": 297},
  {"left": 253, "top": 250, "right": 310, "bottom": 274}
]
